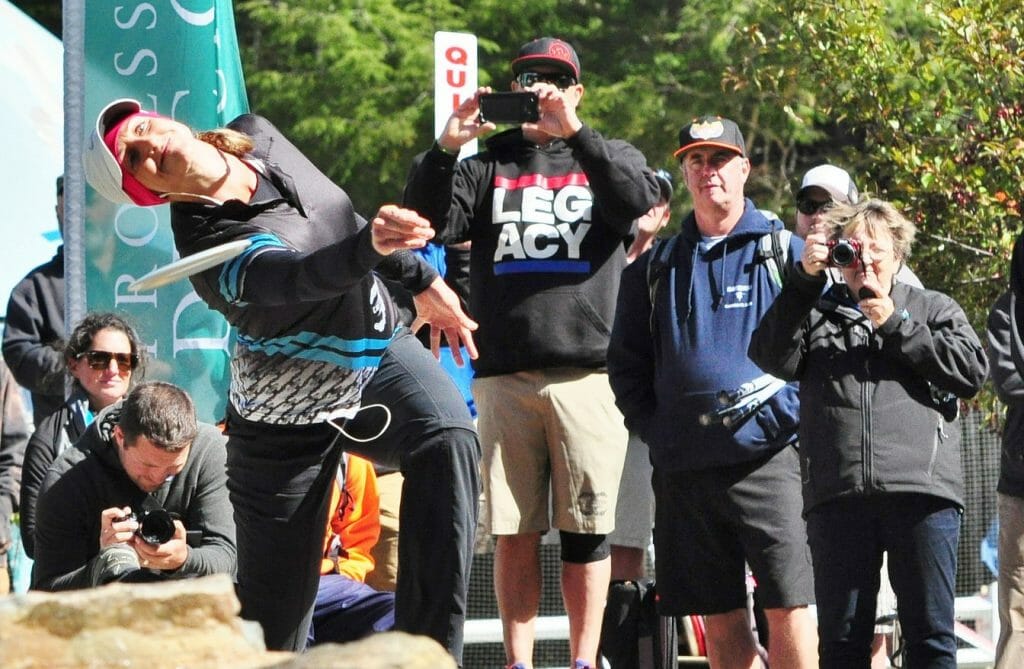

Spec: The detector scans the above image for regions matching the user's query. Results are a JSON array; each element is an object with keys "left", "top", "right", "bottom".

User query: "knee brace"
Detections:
[{"left": 559, "top": 531, "right": 610, "bottom": 564}]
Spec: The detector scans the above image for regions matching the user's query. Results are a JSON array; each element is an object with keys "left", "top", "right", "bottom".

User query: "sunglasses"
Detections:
[
  {"left": 796, "top": 198, "right": 833, "bottom": 215},
  {"left": 77, "top": 350, "right": 139, "bottom": 372},
  {"left": 516, "top": 71, "right": 578, "bottom": 90}
]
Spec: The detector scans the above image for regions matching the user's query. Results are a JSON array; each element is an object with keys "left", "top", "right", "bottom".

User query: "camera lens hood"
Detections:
[{"left": 137, "top": 509, "right": 176, "bottom": 545}]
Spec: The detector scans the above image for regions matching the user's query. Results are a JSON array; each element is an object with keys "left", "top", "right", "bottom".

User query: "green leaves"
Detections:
[
  {"left": 747, "top": 0, "right": 1023, "bottom": 338},
  {"left": 228, "top": 0, "right": 1023, "bottom": 344},
  {"left": 237, "top": 0, "right": 466, "bottom": 212}
]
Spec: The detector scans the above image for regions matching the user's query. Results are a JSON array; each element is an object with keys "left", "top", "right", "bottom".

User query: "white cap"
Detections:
[
  {"left": 83, "top": 98, "right": 142, "bottom": 205},
  {"left": 798, "top": 164, "right": 859, "bottom": 205}
]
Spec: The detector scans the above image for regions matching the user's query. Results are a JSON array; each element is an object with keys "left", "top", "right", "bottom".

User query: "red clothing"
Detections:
[{"left": 320, "top": 455, "right": 380, "bottom": 582}]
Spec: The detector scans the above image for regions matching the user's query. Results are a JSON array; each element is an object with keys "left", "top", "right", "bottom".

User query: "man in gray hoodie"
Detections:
[{"left": 32, "top": 381, "right": 235, "bottom": 590}]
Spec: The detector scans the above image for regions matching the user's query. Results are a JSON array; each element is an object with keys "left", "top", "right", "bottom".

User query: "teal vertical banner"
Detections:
[{"left": 82, "top": 1, "right": 248, "bottom": 423}]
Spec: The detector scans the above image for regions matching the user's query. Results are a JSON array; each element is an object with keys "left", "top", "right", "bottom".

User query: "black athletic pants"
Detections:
[{"left": 225, "top": 330, "right": 480, "bottom": 664}]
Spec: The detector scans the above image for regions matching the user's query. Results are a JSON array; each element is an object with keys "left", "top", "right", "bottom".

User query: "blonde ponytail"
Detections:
[{"left": 196, "top": 128, "right": 255, "bottom": 157}]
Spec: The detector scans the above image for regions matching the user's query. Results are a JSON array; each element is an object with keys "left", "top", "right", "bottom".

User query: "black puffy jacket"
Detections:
[
  {"left": 749, "top": 264, "right": 988, "bottom": 513},
  {"left": 987, "top": 291, "right": 1024, "bottom": 499}
]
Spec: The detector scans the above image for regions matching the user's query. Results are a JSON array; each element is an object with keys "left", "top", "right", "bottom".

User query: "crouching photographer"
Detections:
[
  {"left": 32, "top": 382, "right": 235, "bottom": 590},
  {"left": 749, "top": 198, "right": 988, "bottom": 668}
]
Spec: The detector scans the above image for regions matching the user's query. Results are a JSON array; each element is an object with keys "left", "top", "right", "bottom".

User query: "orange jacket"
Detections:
[{"left": 320, "top": 454, "right": 380, "bottom": 582}]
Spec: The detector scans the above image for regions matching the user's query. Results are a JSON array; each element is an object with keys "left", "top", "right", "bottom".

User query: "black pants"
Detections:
[{"left": 225, "top": 330, "right": 480, "bottom": 663}]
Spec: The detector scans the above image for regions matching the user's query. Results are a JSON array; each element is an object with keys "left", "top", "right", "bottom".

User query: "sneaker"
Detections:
[
  {"left": 505, "top": 664, "right": 527, "bottom": 669},
  {"left": 572, "top": 661, "right": 593, "bottom": 669}
]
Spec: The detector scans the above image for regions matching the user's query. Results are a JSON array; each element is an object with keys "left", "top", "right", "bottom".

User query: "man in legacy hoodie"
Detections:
[{"left": 405, "top": 36, "right": 660, "bottom": 669}]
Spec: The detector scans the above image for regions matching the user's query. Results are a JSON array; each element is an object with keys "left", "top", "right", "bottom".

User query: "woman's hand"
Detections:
[
  {"left": 855, "top": 270, "right": 895, "bottom": 327},
  {"left": 412, "top": 276, "right": 479, "bottom": 364},
  {"left": 371, "top": 205, "right": 435, "bottom": 255},
  {"left": 800, "top": 229, "right": 831, "bottom": 276}
]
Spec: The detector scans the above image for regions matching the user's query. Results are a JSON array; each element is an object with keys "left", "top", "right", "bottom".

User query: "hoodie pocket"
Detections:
[
  {"left": 571, "top": 291, "right": 612, "bottom": 336},
  {"left": 754, "top": 383, "right": 800, "bottom": 445}
]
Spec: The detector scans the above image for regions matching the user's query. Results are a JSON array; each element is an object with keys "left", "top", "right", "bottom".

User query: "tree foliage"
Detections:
[
  {"left": 235, "top": 0, "right": 470, "bottom": 213},
  {"left": 232, "top": 0, "right": 812, "bottom": 215},
  {"left": 14, "top": 0, "right": 1024, "bottom": 344},
  {"left": 742, "top": 0, "right": 1023, "bottom": 327},
  {"left": 736, "top": 0, "right": 1023, "bottom": 419}
]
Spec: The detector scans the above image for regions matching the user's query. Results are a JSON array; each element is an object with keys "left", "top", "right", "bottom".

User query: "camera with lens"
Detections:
[
  {"left": 120, "top": 508, "right": 177, "bottom": 545},
  {"left": 827, "top": 238, "right": 863, "bottom": 267}
]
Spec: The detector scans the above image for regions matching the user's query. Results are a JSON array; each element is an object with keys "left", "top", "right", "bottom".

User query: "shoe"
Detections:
[
  {"left": 572, "top": 661, "right": 593, "bottom": 669},
  {"left": 505, "top": 664, "right": 527, "bottom": 669},
  {"left": 88, "top": 544, "right": 141, "bottom": 586}
]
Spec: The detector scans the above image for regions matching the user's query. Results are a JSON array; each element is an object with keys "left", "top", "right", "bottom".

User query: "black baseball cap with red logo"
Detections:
[{"left": 511, "top": 37, "right": 581, "bottom": 80}]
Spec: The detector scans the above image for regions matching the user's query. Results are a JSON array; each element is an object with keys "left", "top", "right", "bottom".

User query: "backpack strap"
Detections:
[
  {"left": 646, "top": 235, "right": 678, "bottom": 333},
  {"left": 757, "top": 228, "right": 792, "bottom": 289}
]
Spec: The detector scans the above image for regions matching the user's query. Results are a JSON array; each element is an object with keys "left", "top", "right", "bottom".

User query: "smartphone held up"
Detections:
[{"left": 478, "top": 92, "right": 540, "bottom": 125}]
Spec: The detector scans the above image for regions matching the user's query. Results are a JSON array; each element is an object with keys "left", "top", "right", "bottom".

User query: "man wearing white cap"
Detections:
[{"left": 794, "top": 164, "right": 860, "bottom": 239}]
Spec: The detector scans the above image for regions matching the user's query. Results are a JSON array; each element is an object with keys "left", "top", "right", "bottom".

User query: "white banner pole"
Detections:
[
  {"left": 63, "top": 0, "right": 86, "bottom": 331},
  {"left": 433, "top": 31, "right": 477, "bottom": 159}
]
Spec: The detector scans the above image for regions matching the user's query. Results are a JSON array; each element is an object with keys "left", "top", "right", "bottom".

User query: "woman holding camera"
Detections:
[
  {"left": 19, "top": 312, "right": 146, "bottom": 558},
  {"left": 749, "top": 199, "right": 988, "bottom": 668}
]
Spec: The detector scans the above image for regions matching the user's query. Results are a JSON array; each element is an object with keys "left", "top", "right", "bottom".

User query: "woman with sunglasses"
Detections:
[
  {"left": 82, "top": 98, "right": 480, "bottom": 662},
  {"left": 19, "top": 312, "right": 144, "bottom": 559}
]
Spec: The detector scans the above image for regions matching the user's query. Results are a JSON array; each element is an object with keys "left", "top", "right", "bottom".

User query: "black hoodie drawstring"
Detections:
[{"left": 717, "top": 238, "right": 729, "bottom": 309}]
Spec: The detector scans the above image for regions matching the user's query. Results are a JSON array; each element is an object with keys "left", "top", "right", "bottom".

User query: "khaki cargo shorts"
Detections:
[{"left": 475, "top": 368, "right": 628, "bottom": 536}]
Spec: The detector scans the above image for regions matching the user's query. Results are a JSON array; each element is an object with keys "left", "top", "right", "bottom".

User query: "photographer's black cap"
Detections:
[
  {"left": 512, "top": 37, "right": 581, "bottom": 80},
  {"left": 674, "top": 115, "right": 747, "bottom": 158}
]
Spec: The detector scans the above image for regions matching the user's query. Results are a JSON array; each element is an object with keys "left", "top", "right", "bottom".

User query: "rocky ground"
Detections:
[{"left": 0, "top": 574, "right": 456, "bottom": 669}]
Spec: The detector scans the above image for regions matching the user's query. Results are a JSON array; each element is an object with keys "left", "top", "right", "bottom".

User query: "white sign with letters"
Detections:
[{"left": 434, "top": 31, "right": 477, "bottom": 159}]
